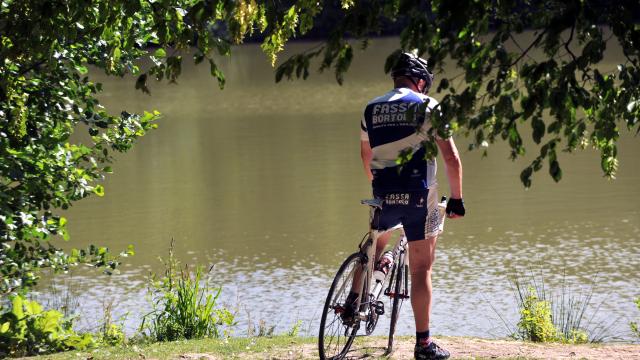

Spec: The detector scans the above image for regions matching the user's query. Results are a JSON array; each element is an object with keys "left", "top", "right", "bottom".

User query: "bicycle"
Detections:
[{"left": 318, "top": 198, "right": 413, "bottom": 360}]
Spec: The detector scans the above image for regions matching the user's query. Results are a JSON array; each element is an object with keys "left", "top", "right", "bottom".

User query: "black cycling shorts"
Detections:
[{"left": 371, "top": 189, "right": 429, "bottom": 242}]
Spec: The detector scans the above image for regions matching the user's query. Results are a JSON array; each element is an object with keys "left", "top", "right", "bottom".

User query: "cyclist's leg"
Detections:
[
  {"left": 403, "top": 188, "right": 442, "bottom": 333},
  {"left": 398, "top": 190, "right": 451, "bottom": 358},
  {"left": 408, "top": 236, "right": 437, "bottom": 332},
  {"left": 376, "top": 231, "right": 392, "bottom": 260}
]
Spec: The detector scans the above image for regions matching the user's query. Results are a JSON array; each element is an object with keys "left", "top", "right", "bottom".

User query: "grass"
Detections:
[
  {"left": 11, "top": 336, "right": 474, "bottom": 360},
  {"left": 21, "top": 335, "right": 635, "bottom": 360},
  {"left": 23, "top": 335, "right": 316, "bottom": 359}
]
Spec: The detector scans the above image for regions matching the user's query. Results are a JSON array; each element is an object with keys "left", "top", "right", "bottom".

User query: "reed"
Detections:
[{"left": 140, "top": 240, "right": 235, "bottom": 342}]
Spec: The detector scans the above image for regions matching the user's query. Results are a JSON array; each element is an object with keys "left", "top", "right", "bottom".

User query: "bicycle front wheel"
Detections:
[
  {"left": 387, "top": 251, "right": 407, "bottom": 353},
  {"left": 319, "top": 252, "right": 364, "bottom": 360}
]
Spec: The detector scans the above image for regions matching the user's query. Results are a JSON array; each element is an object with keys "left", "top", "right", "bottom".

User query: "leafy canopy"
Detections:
[{"left": 276, "top": 0, "right": 640, "bottom": 187}]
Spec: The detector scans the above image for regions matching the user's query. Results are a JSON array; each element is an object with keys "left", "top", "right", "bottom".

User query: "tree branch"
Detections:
[
  {"left": 509, "top": 29, "right": 548, "bottom": 67},
  {"left": 509, "top": 34, "right": 535, "bottom": 62},
  {"left": 20, "top": 60, "right": 46, "bottom": 76},
  {"left": 564, "top": 21, "right": 576, "bottom": 62}
]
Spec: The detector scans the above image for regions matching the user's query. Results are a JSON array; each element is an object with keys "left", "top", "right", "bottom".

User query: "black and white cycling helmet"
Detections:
[{"left": 390, "top": 52, "right": 434, "bottom": 94}]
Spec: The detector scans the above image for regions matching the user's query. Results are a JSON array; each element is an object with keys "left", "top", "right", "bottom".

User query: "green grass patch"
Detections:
[{"left": 23, "top": 335, "right": 316, "bottom": 359}]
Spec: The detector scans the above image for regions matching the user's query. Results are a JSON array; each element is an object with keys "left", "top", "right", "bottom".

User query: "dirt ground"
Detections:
[{"left": 205, "top": 337, "right": 640, "bottom": 360}]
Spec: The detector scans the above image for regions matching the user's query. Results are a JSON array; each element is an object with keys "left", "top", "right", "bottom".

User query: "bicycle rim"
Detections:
[
  {"left": 387, "top": 253, "right": 405, "bottom": 352},
  {"left": 318, "top": 252, "right": 363, "bottom": 360}
]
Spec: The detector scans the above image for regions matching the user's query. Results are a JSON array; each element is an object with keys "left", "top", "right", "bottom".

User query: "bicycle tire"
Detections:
[
  {"left": 387, "top": 251, "right": 406, "bottom": 353},
  {"left": 318, "top": 252, "right": 364, "bottom": 360}
]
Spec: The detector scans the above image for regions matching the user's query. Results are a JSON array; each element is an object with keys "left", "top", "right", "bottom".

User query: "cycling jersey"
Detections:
[{"left": 361, "top": 88, "right": 439, "bottom": 191}]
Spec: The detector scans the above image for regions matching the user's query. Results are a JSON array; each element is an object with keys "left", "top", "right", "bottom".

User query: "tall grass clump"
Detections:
[
  {"left": 508, "top": 270, "right": 610, "bottom": 343},
  {"left": 140, "top": 241, "right": 235, "bottom": 342}
]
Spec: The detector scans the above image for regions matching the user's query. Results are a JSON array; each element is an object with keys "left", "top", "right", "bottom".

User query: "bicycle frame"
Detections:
[{"left": 348, "top": 204, "right": 408, "bottom": 323}]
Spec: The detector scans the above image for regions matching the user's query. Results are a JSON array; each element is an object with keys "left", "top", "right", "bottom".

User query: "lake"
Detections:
[{"left": 35, "top": 37, "right": 639, "bottom": 341}]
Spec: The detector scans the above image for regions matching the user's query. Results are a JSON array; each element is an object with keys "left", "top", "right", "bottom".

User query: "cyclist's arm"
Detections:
[
  {"left": 436, "top": 137, "right": 463, "bottom": 200},
  {"left": 360, "top": 140, "right": 373, "bottom": 182}
]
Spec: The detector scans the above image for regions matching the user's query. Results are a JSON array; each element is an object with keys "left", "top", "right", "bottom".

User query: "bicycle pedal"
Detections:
[{"left": 374, "top": 301, "right": 385, "bottom": 315}]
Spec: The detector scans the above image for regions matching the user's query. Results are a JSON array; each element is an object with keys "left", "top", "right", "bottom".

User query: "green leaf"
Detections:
[
  {"left": 437, "top": 78, "right": 449, "bottom": 93},
  {"left": 75, "top": 65, "right": 88, "bottom": 74},
  {"left": 549, "top": 158, "right": 562, "bottom": 182},
  {"left": 113, "top": 47, "right": 121, "bottom": 63},
  {"left": 154, "top": 48, "right": 167, "bottom": 58},
  {"left": 11, "top": 295, "right": 25, "bottom": 319},
  {"left": 93, "top": 185, "right": 105, "bottom": 197},
  {"left": 531, "top": 116, "right": 545, "bottom": 144},
  {"left": 209, "top": 59, "right": 226, "bottom": 89},
  {"left": 135, "top": 73, "right": 150, "bottom": 94},
  {"left": 384, "top": 49, "right": 403, "bottom": 74},
  {"left": 24, "top": 298, "right": 42, "bottom": 315},
  {"left": 520, "top": 166, "right": 533, "bottom": 188},
  {"left": 0, "top": 322, "right": 9, "bottom": 333}
]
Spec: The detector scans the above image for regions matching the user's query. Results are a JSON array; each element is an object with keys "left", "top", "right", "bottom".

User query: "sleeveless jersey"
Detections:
[{"left": 360, "top": 88, "right": 438, "bottom": 191}]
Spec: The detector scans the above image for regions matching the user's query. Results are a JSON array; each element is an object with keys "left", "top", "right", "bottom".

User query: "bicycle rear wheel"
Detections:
[
  {"left": 387, "top": 251, "right": 407, "bottom": 353},
  {"left": 319, "top": 252, "right": 364, "bottom": 360}
]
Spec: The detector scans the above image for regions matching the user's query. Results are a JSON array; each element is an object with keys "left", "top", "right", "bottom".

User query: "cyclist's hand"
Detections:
[{"left": 446, "top": 198, "right": 465, "bottom": 218}]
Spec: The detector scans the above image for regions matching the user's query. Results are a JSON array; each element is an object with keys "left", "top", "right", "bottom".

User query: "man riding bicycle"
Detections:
[{"left": 359, "top": 52, "right": 465, "bottom": 360}]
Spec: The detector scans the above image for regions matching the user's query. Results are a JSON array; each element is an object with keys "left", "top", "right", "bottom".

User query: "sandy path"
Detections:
[{"left": 226, "top": 337, "right": 640, "bottom": 360}]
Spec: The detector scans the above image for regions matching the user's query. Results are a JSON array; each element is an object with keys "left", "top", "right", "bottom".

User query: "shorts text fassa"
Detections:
[{"left": 385, "top": 193, "right": 410, "bottom": 205}]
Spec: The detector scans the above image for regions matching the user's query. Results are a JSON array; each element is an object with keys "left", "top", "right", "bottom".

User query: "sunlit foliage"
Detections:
[{"left": 276, "top": 1, "right": 640, "bottom": 187}]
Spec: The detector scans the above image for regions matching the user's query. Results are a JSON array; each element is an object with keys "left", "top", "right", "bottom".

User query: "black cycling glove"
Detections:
[{"left": 446, "top": 198, "right": 465, "bottom": 217}]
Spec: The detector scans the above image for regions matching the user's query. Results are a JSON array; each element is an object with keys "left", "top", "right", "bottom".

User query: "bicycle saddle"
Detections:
[{"left": 361, "top": 198, "right": 383, "bottom": 209}]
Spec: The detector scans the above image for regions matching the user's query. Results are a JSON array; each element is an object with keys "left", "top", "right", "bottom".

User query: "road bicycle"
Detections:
[{"left": 318, "top": 198, "right": 411, "bottom": 359}]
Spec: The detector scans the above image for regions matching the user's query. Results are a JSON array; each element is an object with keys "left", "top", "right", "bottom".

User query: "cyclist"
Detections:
[{"left": 359, "top": 52, "right": 465, "bottom": 360}]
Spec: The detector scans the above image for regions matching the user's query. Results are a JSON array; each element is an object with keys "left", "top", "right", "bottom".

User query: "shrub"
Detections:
[
  {"left": 517, "top": 288, "right": 558, "bottom": 342},
  {"left": 98, "top": 300, "right": 127, "bottom": 346},
  {"left": 511, "top": 271, "right": 595, "bottom": 344},
  {"left": 100, "top": 323, "right": 126, "bottom": 346},
  {"left": 140, "top": 244, "right": 235, "bottom": 342},
  {"left": 631, "top": 297, "right": 640, "bottom": 339},
  {"left": 0, "top": 294, "right": 94, "bottom": 357}
]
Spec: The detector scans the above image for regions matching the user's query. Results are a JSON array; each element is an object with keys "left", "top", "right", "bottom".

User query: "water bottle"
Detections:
[
  {"left": 438, "top": 196, "right": 447, "bottom": 219},
  {"left": 372, "top": 251, "right": 394, "bottom": 282},
  {"left": 371, "top": 251, "right": 394, "bottom": 298}
]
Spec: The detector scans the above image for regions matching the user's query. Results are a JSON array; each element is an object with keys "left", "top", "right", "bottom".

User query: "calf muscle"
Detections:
[{"left": 409, "top": 237, "right": 438, "bottom": 332}]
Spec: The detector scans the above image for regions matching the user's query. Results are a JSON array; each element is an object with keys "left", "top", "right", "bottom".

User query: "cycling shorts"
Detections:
[
  {"left": 425, "top": 185, "right": 445, "bottom": 238},
  {"left": 371, "top": 186, "right": 445, "bottom": 241}
]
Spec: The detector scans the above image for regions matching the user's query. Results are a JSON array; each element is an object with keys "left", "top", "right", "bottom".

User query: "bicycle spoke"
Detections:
[
  {"left": 326, "top": 314, "right": 340, "bottom": 328},
  {"left": 325, "top": 323, "right": 350, "bottom": 358},
  {"left": 332, "top": 265, "right": 357, "bottom": 304}
]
